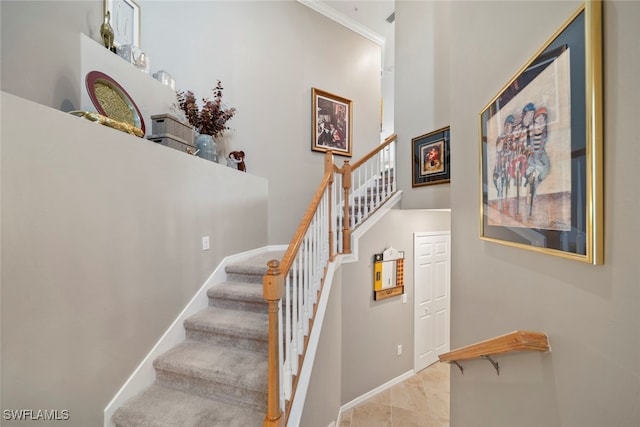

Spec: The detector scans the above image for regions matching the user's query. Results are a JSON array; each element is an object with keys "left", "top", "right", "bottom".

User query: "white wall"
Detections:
[
  {"left": 443, "top": 1, "right": 640, "bottom": 426},
  {"left": 0, "top": 92, "right": 268, "bottom": 426},
  {"left": 395, "top": 0, "right": 450, "bottom": 209}
]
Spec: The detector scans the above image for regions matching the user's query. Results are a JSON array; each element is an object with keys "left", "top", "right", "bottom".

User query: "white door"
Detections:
[{"left": 414, "top": 232, "right": 451, "bottom": 372}]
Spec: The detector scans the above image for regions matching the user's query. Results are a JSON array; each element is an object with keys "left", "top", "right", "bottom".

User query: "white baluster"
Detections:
[
  {"left": 376, "top": 151, "right": 380, "bottom": 204},
  {"left": 392, "top": 141, "right": 397, "bottom": 193},
  {"left": 284, "top": 273, "right": 292, "bottom": 399},
  {"left": 296, "top": 253, "right": 304, "bottom": 351},
  {"left": 305, "top": 232, "right": 311, "bottom": 326}
]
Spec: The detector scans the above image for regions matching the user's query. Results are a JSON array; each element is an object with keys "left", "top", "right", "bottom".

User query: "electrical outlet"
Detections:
[
  {"left": 202, "top": 236, "right": 210, "bottom": 251},
  {"left": 397, "top": 344, "right": 403, "bottom": 356}
]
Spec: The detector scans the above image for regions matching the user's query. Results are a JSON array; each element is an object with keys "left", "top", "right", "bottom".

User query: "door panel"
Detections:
[{"left": 414, "top": 232, "right": 450, "bottom": 372}]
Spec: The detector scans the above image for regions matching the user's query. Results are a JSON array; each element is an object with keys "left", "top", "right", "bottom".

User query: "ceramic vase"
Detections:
[{"left": 195, "top": 134, "right": 218, "bottom": 162}]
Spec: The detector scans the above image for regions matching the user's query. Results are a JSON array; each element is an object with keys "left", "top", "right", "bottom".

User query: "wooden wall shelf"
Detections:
[{"left": 438, "top": 330, "right": 550, "bottom": 375}]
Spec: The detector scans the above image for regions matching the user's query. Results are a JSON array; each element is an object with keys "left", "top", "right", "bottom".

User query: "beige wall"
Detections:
[
  {"left": 299, "top": 208, "right": 450, "bottom": 426},
  {"left": 0, "top": 1, "right": 385, "bottom": 424},
  {"left": 443, "top": 1, "right": 640, "bottom": 426},
  {"left": 1, "top": 0, "right": 383, "bottom": 246},
  {"left": 0, "top": 0, "right": 102, "bottom": 111},
  {"left": 139, "top": 0, "right": 383, "bottom": 245},
  {"left": 0, "top": 93, "right": 268, "bottom": 426},
  {"left": 341, "top": 209, "right": 451, "bottom": 403},
  {"left": 395, "top": 0, "right": 451, "bottom": 209},
  {"left": 299, "top": 266, "right": 343, "bottom": 427}
]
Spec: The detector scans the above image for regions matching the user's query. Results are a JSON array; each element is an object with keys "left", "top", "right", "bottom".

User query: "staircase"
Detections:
[
  {"left": 112, "top": 136, "right": 398, "bottom": 426},
  {"left": 112, "top": 251, "right": 283, "bottom": 427}
]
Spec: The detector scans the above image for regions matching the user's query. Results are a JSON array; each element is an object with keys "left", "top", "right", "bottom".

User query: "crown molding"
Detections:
[{"left": 297, "top": 0, "right": 386, "bottom": 47}]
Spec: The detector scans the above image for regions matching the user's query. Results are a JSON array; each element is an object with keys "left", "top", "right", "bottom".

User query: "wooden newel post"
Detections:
[
  {"left": 324, "top": 150, "right": 334, "bottom": 175},
  {"left": 342, "top": 160, "right": 352, "bottom": 254},
  {"left": 263, "top": 260, "right": 284, "bottom": 427},
  {"left": 325, "top": 151, "right": 335, "bottom": 259}
]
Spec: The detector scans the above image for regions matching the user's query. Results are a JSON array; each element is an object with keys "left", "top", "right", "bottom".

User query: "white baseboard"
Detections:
[
  {"left": 337, "top": 369, "right": 415, "bottom": 421},
  {"left": 103, "top": 245, "right": 286, "bottom": 427}
]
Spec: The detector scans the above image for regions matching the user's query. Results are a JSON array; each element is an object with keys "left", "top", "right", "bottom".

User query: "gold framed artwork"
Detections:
[
  {"left": 312, "top": 88, "right": 352, "bottom": 157},
  {"left": 479, "top": 1, "right": 603, "bottom": 264},
  {"left": 412, "top": 126, "right": 451, "bottom": 187}
]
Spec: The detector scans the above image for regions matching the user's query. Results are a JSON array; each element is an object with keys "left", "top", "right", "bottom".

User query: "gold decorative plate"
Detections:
[{"left": 85, "top": 70, "right": 145, "bottom": 134}]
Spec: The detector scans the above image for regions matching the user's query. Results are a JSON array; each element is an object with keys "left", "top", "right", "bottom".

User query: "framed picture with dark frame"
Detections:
[
  {"left": 106, "top": 0, "right": 140, "bottom": 48},
  {"left": 312, "top": 88, "right": 352, "bottom": 157},
  {"left": 411, "top": 126, "right": 451, "bottom": 187},
  {"left": 479, "top": 1, "right": 603, "bottom": 264}
]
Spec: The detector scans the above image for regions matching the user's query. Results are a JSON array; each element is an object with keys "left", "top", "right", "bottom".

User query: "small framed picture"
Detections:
[
  {"left": 312, "top": 88, "right": 352, "bottom": 157},
  {"left": 411, "top": 126, "right": 451, "bottom": 187},
  {"left": 106, "top": 0, "right": 140, "bottom": 48}
]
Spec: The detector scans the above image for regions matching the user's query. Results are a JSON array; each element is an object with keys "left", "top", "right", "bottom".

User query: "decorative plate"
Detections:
[{"left": 85, "top": 70, "right": 145, "bottom": 134}]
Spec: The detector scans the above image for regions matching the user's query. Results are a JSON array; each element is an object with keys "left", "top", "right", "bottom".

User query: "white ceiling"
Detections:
[{"left": 321, "top": 0, "right": 395, "bottom": 40}]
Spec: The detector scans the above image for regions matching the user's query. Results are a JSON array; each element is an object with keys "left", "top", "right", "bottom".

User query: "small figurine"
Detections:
[
  {"left": 100, "top": 11, "right": 115, "bottom": 52},
  {"left": 227, "top": 151, "right": 246, "bottom": 172}
]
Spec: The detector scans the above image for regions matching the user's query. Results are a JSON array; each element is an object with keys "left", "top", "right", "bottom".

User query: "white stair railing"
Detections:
[
  {"left": 344, "top": 135, "right": 397, "bottom": 232},
  {"left": 263, "top": 135, "right": 397, "bottom": 426}
]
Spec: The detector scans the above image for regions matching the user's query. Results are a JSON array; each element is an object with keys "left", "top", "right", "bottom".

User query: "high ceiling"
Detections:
[
  {"left": 321, "top": 0, "right": 395, "bottom": 40},
  {"left": 316, "top": 1, "right": 396, "bottom": 135}
]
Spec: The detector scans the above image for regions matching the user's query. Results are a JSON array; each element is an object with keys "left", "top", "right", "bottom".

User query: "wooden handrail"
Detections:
[
  {"left": 263, "top": 141, "right": 398, "bottom": 424},
  {"left": 439, "top": 330, "right": 550, "bottom": 363},
  {"left": 350, "top": 133, "right": 397, "bottom": 170},
  {"left": 263, "top": 153, "right": 335, "bottom": 427},
  {"left": 278, "top": 171, "right": 333, "bottom": 275}
]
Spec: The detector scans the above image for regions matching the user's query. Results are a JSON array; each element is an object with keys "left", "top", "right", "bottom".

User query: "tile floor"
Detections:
[{"left": 338, "top": 362, "right": 450, "bottom": 427}]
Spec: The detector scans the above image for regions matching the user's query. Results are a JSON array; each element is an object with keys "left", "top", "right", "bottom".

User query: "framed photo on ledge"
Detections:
[
  {"left": 479, "top": 1, "right": 603, "bottom": 264},
  {"left": 411, "top": 126, "right": 451, "bottom": 187},
  {"left": 312, "top": 88, "right": 352, "bottom": 157},
  {"left": 106, "top": 0, "right": 140, "bottom": 48}
]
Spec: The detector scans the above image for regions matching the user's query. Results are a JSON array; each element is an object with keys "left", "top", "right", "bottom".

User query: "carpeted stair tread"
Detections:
[
  {"left": 154, "top": 340, "right": 267, "bottom": 393},
  {"left": 184, "top": 307, "right": 268, "bottom": 352},
  {"left": 112, "top": 384, "right": 263, "bottom": 427},
  {"left": 185, "top": 307, "right": 267, "bottom": 338}
]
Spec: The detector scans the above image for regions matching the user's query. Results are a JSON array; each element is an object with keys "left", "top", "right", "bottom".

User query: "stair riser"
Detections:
[
  {"left": 208, "top": 297, "right": 268, "bottom": 313},
  {"left": 155, "top": 370, "right": 267, "bottom": 412},
  {"left": 225, "top": 272, "right": 264, "bottom": 284},
  {"left": 185, "top": 330, "right": 268, "bottom": 354}
]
